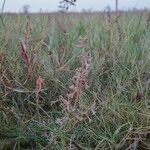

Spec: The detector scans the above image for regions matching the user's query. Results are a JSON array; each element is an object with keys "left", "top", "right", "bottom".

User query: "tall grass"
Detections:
[{"left": 0, "top": 11, "right": 150, "bottom": 149}]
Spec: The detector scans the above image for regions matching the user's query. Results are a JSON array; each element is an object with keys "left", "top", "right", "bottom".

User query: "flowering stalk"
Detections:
[
  {"left": 36, "top": 76, "right": 44, "bottom": 98},
  {"left": 35, "top": 76, "right": 44, "bottom": 115},
  {"left": 20, "top": 40, "right": 28, "bottom": 66},
  {"left": 60, "top": 52, "right": 91, "bottom": 112}
]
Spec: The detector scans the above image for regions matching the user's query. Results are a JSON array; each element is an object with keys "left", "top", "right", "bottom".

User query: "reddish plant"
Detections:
[
  {"left": 20, "top": 40, "right": 28, "bottom": 66},
  {"left": 36, "top": 76, "right": 44, "bottom": 93},
  {"left": 36, "top": 76, "right": 44, "bottom": 102},
  {"left": 20, "top": 38, "right": 40, "bottom": 86}
]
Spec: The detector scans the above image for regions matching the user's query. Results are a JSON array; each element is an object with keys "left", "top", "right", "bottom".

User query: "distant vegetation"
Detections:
[
  {"left": 59, "top": 0, "right": 76, "bottom": 10},
  {"left": 0, "top": 10, "right": 150, "bottom": 149}
]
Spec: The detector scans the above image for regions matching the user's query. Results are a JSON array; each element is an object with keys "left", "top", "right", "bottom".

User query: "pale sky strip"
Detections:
[{"left": 0, "top": 0, "right": 150, "bottom": 12}]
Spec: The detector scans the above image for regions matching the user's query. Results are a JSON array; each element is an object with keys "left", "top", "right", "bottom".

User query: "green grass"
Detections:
[{"left": 0, "top": 11, "right": 150, "bottom": 149}]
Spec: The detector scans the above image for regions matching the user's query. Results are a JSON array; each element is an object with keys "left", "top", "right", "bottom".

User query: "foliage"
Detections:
[{"left": 0, "top": 11, "right": 150, "bottom": 149}]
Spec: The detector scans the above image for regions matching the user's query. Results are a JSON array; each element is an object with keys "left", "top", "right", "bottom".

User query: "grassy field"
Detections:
[{"left": 0, "top": 11, "right": 150, "bottom": 149}]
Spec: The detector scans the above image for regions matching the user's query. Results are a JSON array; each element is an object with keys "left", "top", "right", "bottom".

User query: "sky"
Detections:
[{"left": 1, "top": 0, "right": 150, "bottom": 12}]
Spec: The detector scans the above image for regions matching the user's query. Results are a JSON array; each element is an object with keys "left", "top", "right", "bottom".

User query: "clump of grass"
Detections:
[{"left": 0, "top": 11, "right": 150, "bottom": 149}]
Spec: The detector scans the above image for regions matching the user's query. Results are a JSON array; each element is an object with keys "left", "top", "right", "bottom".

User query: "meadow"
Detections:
[{"left": 0, "top": 11, "right": 150, "bottom": 149}]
